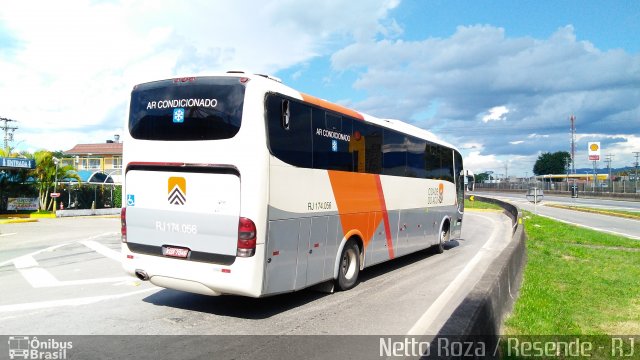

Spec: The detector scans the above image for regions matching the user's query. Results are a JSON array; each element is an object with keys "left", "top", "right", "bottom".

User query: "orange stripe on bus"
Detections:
[
  {"left": 374, "top": 175, "right": 395, "bottom": 259},
  {"left": 328, "top": 171, "right": 394, "bottom": 259},
  {"left": 301, "top": 93, "right": 364, "bottom": 120}
]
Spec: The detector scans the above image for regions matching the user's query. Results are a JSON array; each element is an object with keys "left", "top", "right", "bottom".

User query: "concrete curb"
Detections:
[
  {"left": 56, "top": 208, "right": 122, "bottom": 217},
  {"left": 0, "top": 218, "right": 39, "bottom": 224},
  {"left": 433, "top": 195, "right": 526, "bottom": 359}
]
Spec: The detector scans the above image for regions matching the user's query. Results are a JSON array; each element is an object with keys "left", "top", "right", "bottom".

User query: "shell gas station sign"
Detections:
[{"left": 588, "top": 142, "right": 600, "bottom": 161}]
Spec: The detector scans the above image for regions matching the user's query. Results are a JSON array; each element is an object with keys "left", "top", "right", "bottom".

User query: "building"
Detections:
[{"left": 63, "top": 139, "right": 122, "bottom": 184}]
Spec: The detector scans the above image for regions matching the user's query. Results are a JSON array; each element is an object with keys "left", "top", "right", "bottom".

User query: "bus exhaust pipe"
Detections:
[{"left": 135, "top": 269, "right": 150, "bottom": 281}]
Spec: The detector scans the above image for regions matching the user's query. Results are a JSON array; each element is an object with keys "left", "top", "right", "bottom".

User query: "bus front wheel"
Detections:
[{"left": 336, "top": 240, "right": 360, "bottom": 291}]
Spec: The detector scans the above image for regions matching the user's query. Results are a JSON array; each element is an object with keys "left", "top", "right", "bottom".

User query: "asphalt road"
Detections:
[
  {"left": 0, "top": 211, "right": 512, "bottom": 339},
  {"left": 474, "top": 191, "right": 640, "bottom": 240}
]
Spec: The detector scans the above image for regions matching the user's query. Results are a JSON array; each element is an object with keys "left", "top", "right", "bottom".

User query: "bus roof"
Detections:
[{"left": 135, "top": 72, "right": 459, "bottom": 152}]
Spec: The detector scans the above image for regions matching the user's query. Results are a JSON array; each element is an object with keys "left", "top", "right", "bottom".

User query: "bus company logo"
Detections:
[
  {"left": 8, "top": 336, "right": 72, "bottom": 360},
  {"left": 427, "top": 183, "right": 444, "bottom": 205},
  {"left": 168, "top": 177, "right": 187, "bottom": 205}
]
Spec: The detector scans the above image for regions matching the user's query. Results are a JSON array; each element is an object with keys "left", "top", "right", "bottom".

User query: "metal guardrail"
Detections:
[
  {"left": 476, "top": 181, "right": 640, "bottom": 194},
  {"left": 475, "top": 184, "right": 640, "bottom": 201}
]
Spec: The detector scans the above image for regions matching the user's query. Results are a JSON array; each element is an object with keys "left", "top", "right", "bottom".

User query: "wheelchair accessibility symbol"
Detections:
[{"left": 127, "top": 194, "right": 136, "bottom": 206}]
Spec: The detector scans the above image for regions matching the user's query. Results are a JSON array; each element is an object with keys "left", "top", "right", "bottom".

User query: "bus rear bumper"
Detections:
[
  {"left": 121, "top": 243, "right": 263, "bottom": 297},
  {"left": 150, "top": 276, "right": 223, "bottom": 296}
]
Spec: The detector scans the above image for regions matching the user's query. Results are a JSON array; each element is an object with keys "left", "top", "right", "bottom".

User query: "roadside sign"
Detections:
[
  {"left": 526, "top": 188, "right": 544, "bottom": 204},
  {"left": 588, "top": 142, "right": 600, "bottom": 161},
  {"left": 469, "top": 195, "right": 475, "bottom": 202},
  {"left": 50, "top": 193, "right": 61, "bottom": 198}
]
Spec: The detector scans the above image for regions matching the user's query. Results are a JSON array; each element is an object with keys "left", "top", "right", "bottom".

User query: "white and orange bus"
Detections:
[{"left": 121, "top": 72, "right": 466, "bottom": 297}]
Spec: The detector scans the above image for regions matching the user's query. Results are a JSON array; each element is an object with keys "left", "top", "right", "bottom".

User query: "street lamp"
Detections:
[{"left": 53, "top": 157, "right": 59, "bottom": 211}]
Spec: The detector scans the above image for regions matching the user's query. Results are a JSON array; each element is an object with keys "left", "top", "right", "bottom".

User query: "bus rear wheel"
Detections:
[
  {"left": 336, "top": 240, "right": 360, "bottom": 291},
  {"left": 435, "top": 223, "right": 450, "bottom": 254}
]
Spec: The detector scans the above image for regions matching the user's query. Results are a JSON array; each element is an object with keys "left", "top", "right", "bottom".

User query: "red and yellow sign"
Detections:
[{"left": 588, "top": 142, "right": 600, "bottom": 161}]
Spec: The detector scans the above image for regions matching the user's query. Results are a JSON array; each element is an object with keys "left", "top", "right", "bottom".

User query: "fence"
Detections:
[{"left": 475, "top": 180, "right": 640, "bottom": 194}]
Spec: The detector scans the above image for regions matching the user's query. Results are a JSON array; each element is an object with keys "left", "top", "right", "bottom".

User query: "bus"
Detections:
[{"left": 121, "top": 72, "right": 466, "bottom": 297}]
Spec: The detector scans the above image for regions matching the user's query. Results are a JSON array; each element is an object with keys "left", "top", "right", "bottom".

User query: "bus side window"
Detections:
[
  {"left": 382, "top": 129, "right": 406, "bottom": 177},
  {"left": 312, "top": 109, "right": 353, "bottom": 172},
  {"left": 281, "top": 99, "right": 290, "bottom": 130},
  {"left": 326, "top": 113, "right": 342, "bottom": 131},
  {"left": 266, "top": 95, "right": 312, "bottom": 168},
  {"left": 406, "top": 136, "right": 426, "bottom": 178}
]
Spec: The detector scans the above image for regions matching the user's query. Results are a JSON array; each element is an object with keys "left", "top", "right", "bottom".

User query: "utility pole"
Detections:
[
  {"left": 570, "top": 115, "right": 576, "bottom": 174},
  {"left": 633, "top": 151, "right": 639, "bottom": 192},
  {"left": 0, "top": 117, "right": 18, "bottom": 150},
  {"left": 605, "top": 154, "right": 614, "bottom": 191}
]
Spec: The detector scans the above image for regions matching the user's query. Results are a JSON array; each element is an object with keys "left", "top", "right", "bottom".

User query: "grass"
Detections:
[
  {"left": 464, "top": 198, "right": 503, "bottom": 210},
  {"left": 545, "top": 204, "right": 640, "bottom": 221},
  {"left": 504, "top": 211, "right": 640, "bottom": 336}
]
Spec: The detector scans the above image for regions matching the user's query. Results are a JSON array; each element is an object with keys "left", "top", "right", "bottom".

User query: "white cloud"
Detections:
[
  {"left": 330, "top": 25, "right": 640, "bottom": 173},
  {"left": 528, "top": 134, "right": 550, "bottom": 139},
  {"left": 0, "top": 0, "right": 399, "bottom": 151},
  {"left": 463, "top": 151, "right": 502, "bottom": 173},
  {"left": 482, "top": 106, "right": 509, "bottom": 123}
]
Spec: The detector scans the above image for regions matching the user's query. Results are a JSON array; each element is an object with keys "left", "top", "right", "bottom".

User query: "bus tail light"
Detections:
[
  {"left": 121, "top": 207, "right": 127, "bottom": 243},
  {"left": 237, "top": 217, "right": 256, "bottom": 257}
]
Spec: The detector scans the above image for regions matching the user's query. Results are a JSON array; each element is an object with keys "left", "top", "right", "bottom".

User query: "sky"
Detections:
[{"left": 0, "top": 0, "right": 638, "bottom": 177}]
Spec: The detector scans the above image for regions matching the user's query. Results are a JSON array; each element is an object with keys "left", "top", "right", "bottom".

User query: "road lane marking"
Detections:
[
  {"left": 79, "top": 240, "right": 121, "bottom": 262},
  {"left": 532, "top": 213, "right": 640, "bottom": 240},
  {"left": 407, "top": 213, "right": 506, "bottom": 335},
  {"left": 0, "top": 232, "right": 116, "bottom": 268},
  {"left": 17, "top": 265, "right": 133, "bottom": 288},
  {"left": 481, "top": 195, "right": 640, "bottom": 240},
  {"left": 17, "top": 267, "right": 60, "bottom": 287},
  {"left": 5, "top": 234, "right": 130, "bottom": 288},
  {"left": 0, "top": 233, "right": 17, "bottom": 237},
  {"left": 0, "top": 288, "right": 156, "bottom": 313},
  {"left": 0, "top": 243, "right": 68, "bottom": 268},
  {"left": 13, "top": 255, "right": 38, "bottom": 269}
]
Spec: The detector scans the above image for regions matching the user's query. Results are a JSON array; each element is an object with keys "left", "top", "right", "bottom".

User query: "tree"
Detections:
[
  {"left": 533, "top": 151, "right": 571, "bottom": 176},
  {"left": 475, "top": 172, "right": 491, "bottom": 183},
  {"left": 32, "top": 150, "right": 81, "bottom": 211}
]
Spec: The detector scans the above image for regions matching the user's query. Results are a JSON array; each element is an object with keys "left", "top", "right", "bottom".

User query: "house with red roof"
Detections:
[{"left": 63, "top": 138, "right": 122, "bottom": 184}]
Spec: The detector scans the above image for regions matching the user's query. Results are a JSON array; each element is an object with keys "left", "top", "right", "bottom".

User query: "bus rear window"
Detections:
[{"left": 129, "top": 77, "right": 246, "bottom": 141}]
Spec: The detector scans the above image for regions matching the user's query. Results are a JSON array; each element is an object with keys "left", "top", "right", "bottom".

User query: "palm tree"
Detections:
[{"left": 32, "top": 150, "right": 81, "bottom": 211}]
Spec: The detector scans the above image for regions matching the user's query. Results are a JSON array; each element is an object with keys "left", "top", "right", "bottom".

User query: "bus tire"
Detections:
[
  {"left": 435, "top": 230, "right": 446, "bottom": 254},
  {"left": 336, "top": 240, "right": 360, "bottom": 291}
]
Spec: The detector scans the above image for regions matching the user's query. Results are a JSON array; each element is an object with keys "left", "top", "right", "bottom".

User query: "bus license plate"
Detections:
[{"left": 164, "top": 246, "right": 190, "bottom": 258}]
